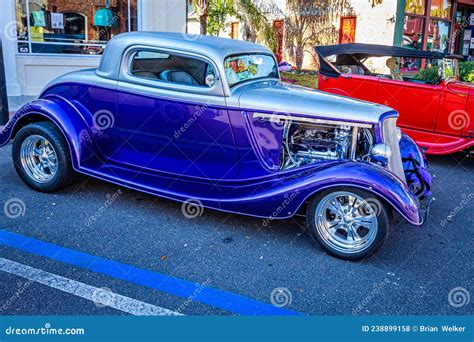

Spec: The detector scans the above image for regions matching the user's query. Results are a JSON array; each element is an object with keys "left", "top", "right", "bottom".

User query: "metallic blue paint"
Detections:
[{"left": 0, "top": 82, "right": 425, "bottom": 226}]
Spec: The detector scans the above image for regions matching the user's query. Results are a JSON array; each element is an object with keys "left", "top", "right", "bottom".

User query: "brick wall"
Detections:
[{"left": 44, "top": 0, "right": 133, "bottom": 42}]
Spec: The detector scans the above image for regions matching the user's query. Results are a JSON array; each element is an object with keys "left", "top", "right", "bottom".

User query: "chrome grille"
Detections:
[{"left": 382, "top": 117, "right": 406, "bottom": 183}]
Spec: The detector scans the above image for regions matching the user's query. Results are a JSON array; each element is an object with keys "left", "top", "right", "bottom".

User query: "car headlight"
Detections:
[{"left": 370, "top": 143, "right": 392, "bottom": 159}]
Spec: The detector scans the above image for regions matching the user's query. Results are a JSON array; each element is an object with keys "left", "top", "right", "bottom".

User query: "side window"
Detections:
[{"left": 130, "top": 50, "right": 216, "bottom": 87}]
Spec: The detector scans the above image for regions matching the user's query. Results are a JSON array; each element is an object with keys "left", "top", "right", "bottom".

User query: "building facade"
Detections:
[{"left": 1, "top": 0, "right": 186, "bottom": 100}]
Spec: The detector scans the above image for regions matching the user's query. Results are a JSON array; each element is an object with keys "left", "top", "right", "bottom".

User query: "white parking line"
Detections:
[{"left": 0, "top": 258, "right": 183, "bottom": 316}]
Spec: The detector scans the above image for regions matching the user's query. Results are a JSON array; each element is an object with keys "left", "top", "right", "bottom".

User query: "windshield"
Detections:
[{"left": 224, "top": 54, "right": 279, "bottom": 87}]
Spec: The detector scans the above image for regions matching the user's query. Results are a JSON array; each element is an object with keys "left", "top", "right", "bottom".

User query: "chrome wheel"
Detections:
[
  {"left": 314, "top": 191, "right": 378, "bottom": 254},
  {"left": 20, "top": 135, "right": 58, "bottom": 183}
]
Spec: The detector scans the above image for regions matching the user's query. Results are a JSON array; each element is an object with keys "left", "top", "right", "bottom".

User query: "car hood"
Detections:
[{"left": 236, "top": 81, "right": 395, "bottom": 124}]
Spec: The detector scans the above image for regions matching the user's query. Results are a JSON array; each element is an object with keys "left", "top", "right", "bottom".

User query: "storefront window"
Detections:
[
  {"left": 430, "top": 0, "right": 451, "bottom": 19},
  {"left": 405, "top": 0, "right": 426, "bottom": 15},
  {"left": 403, "top": 16, "right": 424, "bottom": 50},
  {"left": 403, "top": 0, "right": 454, "bottom": 54},
  {"left": 428, "top": 19, "right": 450, "bottom": 52},
  {"left": 15, "top": 0, "right": 138, "bottom": 55}
]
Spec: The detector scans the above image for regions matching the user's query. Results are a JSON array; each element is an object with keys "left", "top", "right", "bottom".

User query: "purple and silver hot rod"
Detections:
[{"left": 0, "top": 32, "right": 433, "bottom": 260}]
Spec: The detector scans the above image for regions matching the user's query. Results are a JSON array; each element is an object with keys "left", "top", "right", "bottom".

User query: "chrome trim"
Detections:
[
  {"left": 119, "top": 45, "right": 226, "bottom": 97},
  {"left": 315, "top": 191, "right": 378, "bottom": 254},
  {"left": 382, "top": 117, "right": 406, "bottom": 183},
  {"left": 253, "top": 112, "right": 373, "bottom": 128},
  {"left": 20, "top": 135, "right": 58, "bottom": 183},
  {"left": 96, "top": 31, "right": 273, "bottom": 95},
  {"left": 349, "top": 126, "right": 359, "bottom": 159}
]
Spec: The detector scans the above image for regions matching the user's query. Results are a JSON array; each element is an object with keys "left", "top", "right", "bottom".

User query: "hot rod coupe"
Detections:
[
  {"left": 0, "top": 32, "right": 432, "bottom": 260},
  {"left": 316, "top": 43, "right": 473, "bottom": 155}
]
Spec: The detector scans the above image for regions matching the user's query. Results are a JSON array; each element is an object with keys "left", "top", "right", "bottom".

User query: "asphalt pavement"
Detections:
[{"left": 0, "top": 142, "right": 472, "bottom": 315}]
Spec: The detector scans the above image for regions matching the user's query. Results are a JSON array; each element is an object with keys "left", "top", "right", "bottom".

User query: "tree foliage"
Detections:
[
  {"left": 195, "top": 0, "right": 276, "bottom": 51},
  {"left": 285, "top": 0, "right": 353, "bottom": 70},
  {"left": 459, "top": 61, "right": 474, "bottom": 83}
]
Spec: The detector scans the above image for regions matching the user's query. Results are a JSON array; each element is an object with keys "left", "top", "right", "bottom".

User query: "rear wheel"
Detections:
[
  {"left": 12, "top": 122, "right": 76, "bottom": 192},
  {"left": 306, "top": 187, "right": 392, "bottom": 260}
]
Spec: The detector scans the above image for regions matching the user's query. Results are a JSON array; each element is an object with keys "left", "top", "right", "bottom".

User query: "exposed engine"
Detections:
[{"left": 281, "top": 122, "right": 374, "bottom": 170}]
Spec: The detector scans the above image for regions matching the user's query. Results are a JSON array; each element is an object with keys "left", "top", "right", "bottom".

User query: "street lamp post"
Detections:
[{"left": 0, "top": 33, "right": 9, "bottom": 126}]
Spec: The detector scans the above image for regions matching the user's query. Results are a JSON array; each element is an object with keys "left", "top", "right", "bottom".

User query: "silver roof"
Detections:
[{"left": 97, "top": 31, "right": 273, "bottom": 80}]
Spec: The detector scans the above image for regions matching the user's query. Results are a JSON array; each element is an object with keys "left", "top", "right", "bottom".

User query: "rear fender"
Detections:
[{"left": 0, "top": 98, "right": 98, "bottom": 170}]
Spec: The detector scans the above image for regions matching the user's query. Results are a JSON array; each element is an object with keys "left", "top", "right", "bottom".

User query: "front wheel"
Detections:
[
  {"left": 12, "top": 121, "right": 76, "bottom": 192},
  {"left": 306, "top": 187, "right": 392, "bottom": 260}
]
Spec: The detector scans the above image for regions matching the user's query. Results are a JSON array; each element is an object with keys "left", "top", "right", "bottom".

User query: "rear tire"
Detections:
[
  {"left": 12, "top": 121, "right": 76, "bottom": 192},
  {"left": 306, "top": 187, "right": 392, "bottom": 261}
]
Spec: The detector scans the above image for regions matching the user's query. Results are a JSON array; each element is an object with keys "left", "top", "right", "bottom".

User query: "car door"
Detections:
[
  {"left": 318, "top": 73, "right": 379, "bottom": 103},
  {"left": 102, "top": 47, "right": 239, "bottom": 179},
  {"left": 377, "top": 78, "right": 441, "bottom": 132},
  {"left": 435, "top": 81, "right": 470, "bottom": 137}
]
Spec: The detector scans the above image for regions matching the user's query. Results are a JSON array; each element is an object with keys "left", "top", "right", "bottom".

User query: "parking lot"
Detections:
[{"left": 0, "top": 142, "right": 472, "bottom": 316}]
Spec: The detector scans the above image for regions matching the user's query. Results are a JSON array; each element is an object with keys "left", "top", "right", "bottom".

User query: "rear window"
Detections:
[
  {"left": 224, "top": 54, "right": 278, "bottom": 87},
  {"left": 130, "top": 50, "right": 216, "bottom": 87}
]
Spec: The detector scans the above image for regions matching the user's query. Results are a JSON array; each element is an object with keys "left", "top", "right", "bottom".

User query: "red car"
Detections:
[{"left": 315, "top": 44, "right": 473, "bottom": 155}]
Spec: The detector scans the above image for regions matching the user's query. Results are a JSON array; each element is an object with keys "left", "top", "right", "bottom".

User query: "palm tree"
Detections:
[{"left": 194, "top": 0, "right": 210, "bottom": 35}]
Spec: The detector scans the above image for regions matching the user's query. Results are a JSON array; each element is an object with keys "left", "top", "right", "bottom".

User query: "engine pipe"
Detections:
[{"left": 349, "top": 126, "right": 358, "bottom": 159}]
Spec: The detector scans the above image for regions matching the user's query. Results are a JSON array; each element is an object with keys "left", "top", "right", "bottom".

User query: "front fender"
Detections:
[
  {"left": 298, "top": 162, "right": 423, "bottom": 225},
  {"left": 220, "top": 161, "right": 422, "bottom": 225},
  {"left": 0, "top": 97, "right": 98, "bottom": 170},
  {"left": 400, "top": 133, "right": 432, "bottom": 200}
]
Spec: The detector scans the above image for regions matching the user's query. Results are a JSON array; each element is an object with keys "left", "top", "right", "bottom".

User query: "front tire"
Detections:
[
  {"left": 12, "top": 121, "right": 76, "bottom": 192},
  {"left": 306, "top": 187, "right": 392, "bottom": 260}
]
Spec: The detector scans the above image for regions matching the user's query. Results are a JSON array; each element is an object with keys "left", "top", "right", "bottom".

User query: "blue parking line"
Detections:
[{"left": 0, "top": 229, "right": 302, "bottom": 316}]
